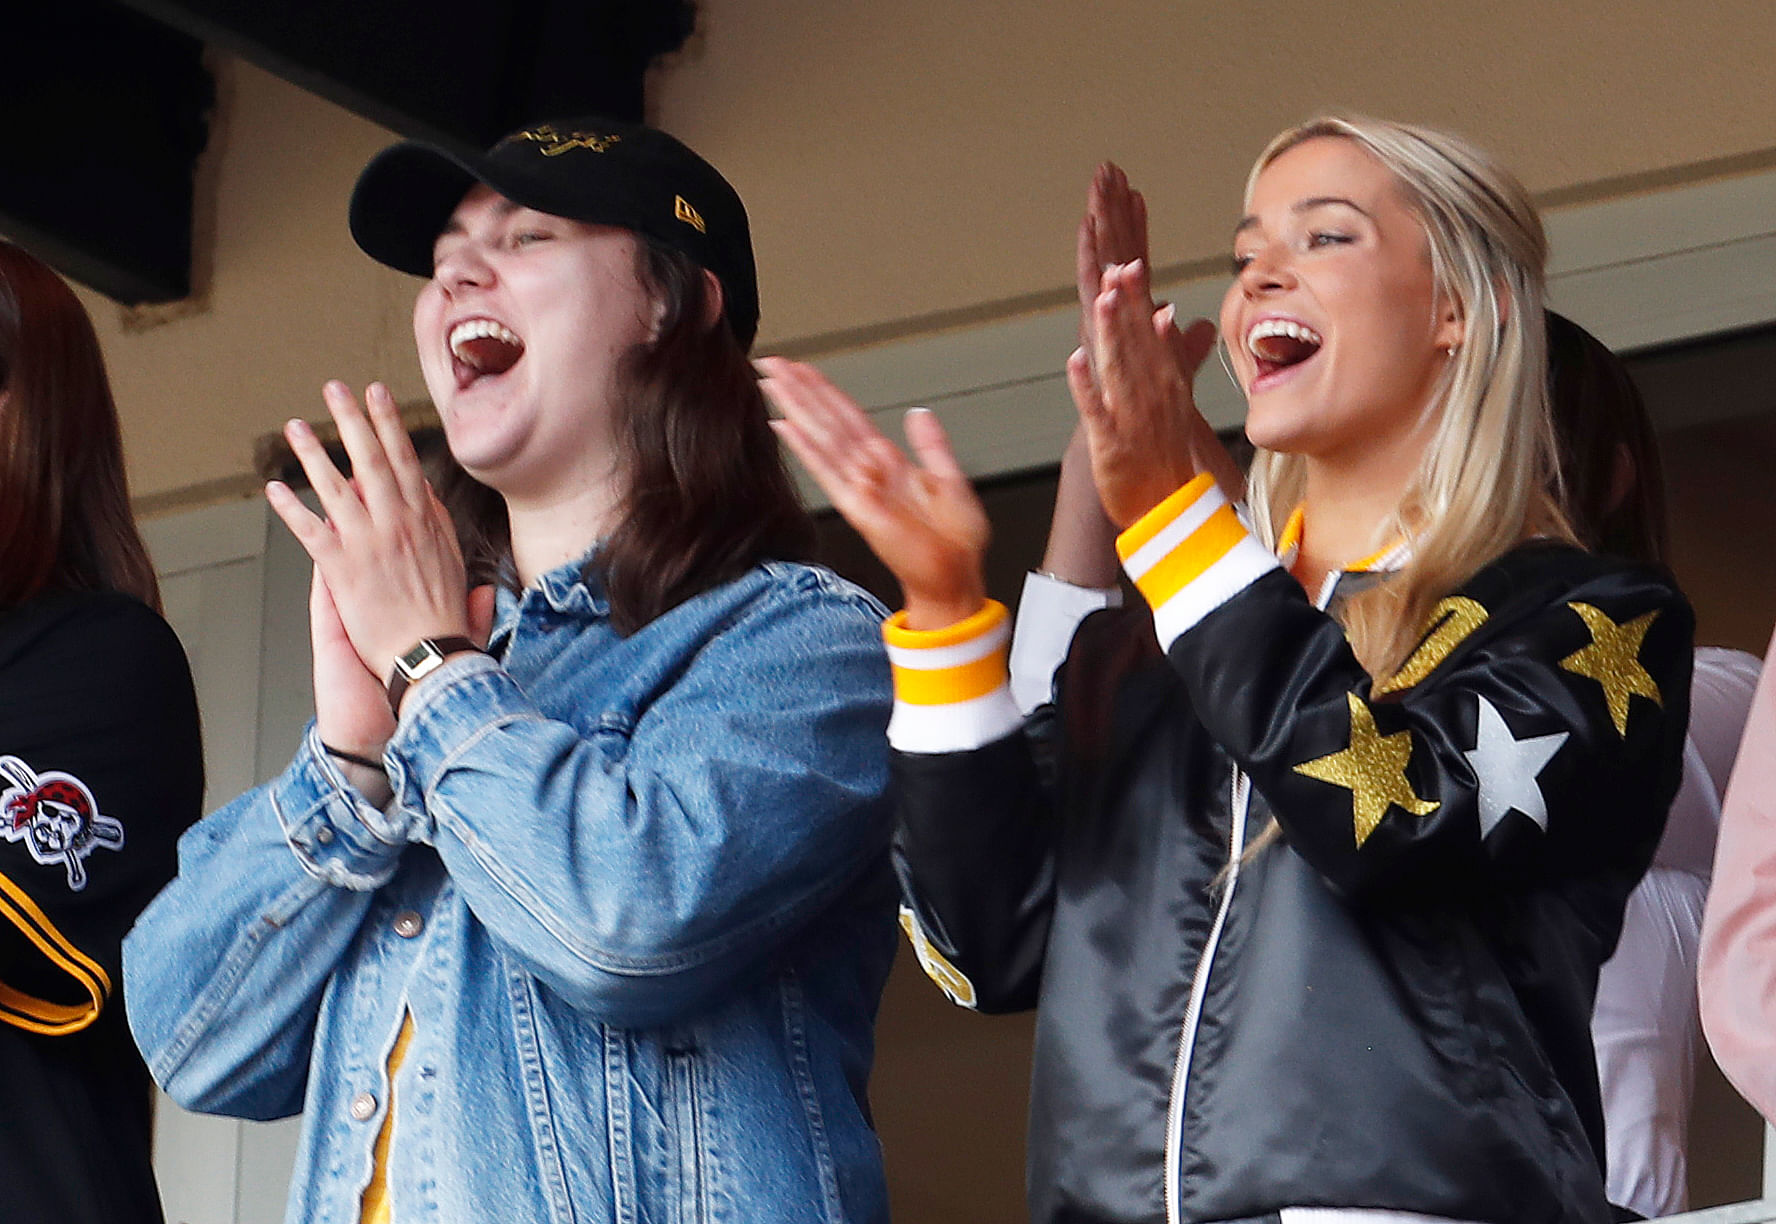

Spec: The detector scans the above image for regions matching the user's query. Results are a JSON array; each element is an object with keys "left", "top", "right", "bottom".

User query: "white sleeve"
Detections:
[
  {"left": 1593, "top": 867, "right": 1709, "bottom": 1217},
  {"left": 1008, "top": 571, "right": 1120, "bottom": 715},
  {"left": 1653, "top": 648, "right": 1762, "bottom": 876}
]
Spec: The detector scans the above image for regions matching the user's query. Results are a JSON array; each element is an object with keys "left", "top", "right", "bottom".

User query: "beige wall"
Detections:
[{"left": 52, "top": 0, "right": 1776, "bottom": 510}]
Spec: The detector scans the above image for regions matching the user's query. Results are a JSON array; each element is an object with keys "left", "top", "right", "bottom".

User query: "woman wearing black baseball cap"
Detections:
[{"left": 126, "top": 118, "right": 897, "bottom": 1224}]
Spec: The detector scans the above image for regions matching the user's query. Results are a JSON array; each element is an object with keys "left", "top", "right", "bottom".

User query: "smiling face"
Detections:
[
  {"left": 413, "top": 184, "right": 660, "bottom": 504},
  {"left": 1220, "top": 136, "right": 1463, "bottom": 473}
]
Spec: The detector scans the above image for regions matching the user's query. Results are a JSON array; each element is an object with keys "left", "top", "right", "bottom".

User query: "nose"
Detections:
[
  {"left": 1239, "top": 243, "right": 1295, "bottom": 297},
  {"left": 432, "top": 241, "right": 494, "bottom": 297}
]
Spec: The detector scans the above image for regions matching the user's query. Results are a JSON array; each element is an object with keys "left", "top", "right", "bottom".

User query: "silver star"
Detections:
[{"left": 1464, "top": 695, "right": 1568, "bottom": 838}]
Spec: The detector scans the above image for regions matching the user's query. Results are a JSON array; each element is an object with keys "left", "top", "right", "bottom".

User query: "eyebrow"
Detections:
[{"left": 1232, "top": 195, "right": 1373, "bottom": 240}]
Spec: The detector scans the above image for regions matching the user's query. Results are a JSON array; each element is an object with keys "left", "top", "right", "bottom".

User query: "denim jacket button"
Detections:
[
  {"left": 393, "top": 911, "right": 424, "bottom": 938},
  {"left": 315, "top": 826, "right": 334, "bottom": 845},
  {"left": 349, "top": 1091, "right": 377, "bottom": 1121}
]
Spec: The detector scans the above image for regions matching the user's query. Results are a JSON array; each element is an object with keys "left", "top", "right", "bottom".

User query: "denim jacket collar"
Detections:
[{"left": 491, "top": 553, "right": 610, "bottom": 654}]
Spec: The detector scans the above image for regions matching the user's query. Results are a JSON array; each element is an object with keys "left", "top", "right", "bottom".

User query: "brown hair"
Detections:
[
  {"left": 1545, "top": 311, "right": 1666, "bottom": 565},
  {"left": 0, "top": 242, "right": 161, "bottom": 612},
  {"left": 441, "top": 237, "right": 814, "bottom": 632}
]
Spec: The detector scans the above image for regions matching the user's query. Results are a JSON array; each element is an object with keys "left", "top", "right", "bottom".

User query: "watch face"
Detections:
[{"left": 397, "top": 640, "right": 441, "bottom": 678}]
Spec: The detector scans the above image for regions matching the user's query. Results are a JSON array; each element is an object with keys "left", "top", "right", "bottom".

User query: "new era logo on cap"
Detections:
[{"left": 675, "top": 196, "right": 706, "bottom": 233}]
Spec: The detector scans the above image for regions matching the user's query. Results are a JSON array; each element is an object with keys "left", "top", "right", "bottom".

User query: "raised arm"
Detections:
[{"left": 759, "top": 359, "right": 1058, "bottom": 1011}]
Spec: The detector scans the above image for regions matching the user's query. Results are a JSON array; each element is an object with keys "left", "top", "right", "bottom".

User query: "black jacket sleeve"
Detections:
[
  {"left": 1169, "top": 547, "right": 1693, "bottom": 913},
  {"left": 0, "top": 591, "right": 205, "bottom": 1034},
  {"left": 891, "top": 705, "right": 1060, "bottom": 1015}
]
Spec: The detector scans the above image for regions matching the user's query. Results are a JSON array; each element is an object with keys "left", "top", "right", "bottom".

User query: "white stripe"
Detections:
[
  {"left": 1121, "top": 483, "right": 1228, "bottom": 580},
  {"left": 889, "top": 686, "right": 1023, "bottom": 754},
  {"left": 1165, "top": 770, "right": 1250, "bottom": 1224},
  {"left": 885, "top": 617, "right": 1010, "bottom": 672},
  {"left": 1150, "top": 535, "right": 1279, "bottom": 651}
]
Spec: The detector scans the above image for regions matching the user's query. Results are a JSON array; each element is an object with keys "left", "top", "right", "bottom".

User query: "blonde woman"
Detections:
[{"left": 762, "top": 117, "right": 1693, "bottom": 1224}]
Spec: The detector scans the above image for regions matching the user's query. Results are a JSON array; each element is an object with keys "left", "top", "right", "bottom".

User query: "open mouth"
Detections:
[
  {"left": 448, "top": 317, "right": 526, "bottom": 389},
  {"left": 1245, "top": 318, "right": 1322, "bottom": 380}
]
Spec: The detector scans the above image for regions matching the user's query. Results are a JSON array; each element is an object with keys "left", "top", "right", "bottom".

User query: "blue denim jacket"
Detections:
[{"left": 124, "top": 559, "right": 897, "bottom": 1223}]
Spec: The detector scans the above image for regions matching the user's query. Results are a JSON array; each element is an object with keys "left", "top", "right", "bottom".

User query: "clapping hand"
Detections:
[
  {"left": 265, "top": 382, "right": 491, "bottom": 762},
  {"left": 757, "top": 358, "right": 990, "bottom": 632}
]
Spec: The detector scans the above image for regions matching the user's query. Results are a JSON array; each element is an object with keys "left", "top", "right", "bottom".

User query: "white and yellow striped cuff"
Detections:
[
  {"left": 1117, "top": 474, "right": 1279, "bottom": 651},
  {"left": 883, "top": 600, "right": 1023, "bottom": 754}
]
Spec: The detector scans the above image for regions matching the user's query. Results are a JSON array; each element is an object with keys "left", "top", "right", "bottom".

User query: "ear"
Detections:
[
  {"left": 1432, "top": 294, "right": 1465, "bottom": 355},
  {"left": 700, "top": 268, "right": 726, "bottom": 333}
]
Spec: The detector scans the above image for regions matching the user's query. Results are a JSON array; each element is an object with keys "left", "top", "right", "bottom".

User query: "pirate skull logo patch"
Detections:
[{"left": 0, "top": 755, "right": 124, "bottom": 890}]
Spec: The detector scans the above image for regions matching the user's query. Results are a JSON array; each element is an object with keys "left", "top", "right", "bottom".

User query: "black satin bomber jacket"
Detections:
[{"left": 893, "top": 542, "right": 1693, "bottom": 1224}]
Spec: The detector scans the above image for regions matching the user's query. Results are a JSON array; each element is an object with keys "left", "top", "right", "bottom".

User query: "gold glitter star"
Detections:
[
  {"left": 1559, "top": 603, "right": 1662, "bottom": 738},
  {"left": 1294, "top": 692, "right": 1440, "bottom": 847}
]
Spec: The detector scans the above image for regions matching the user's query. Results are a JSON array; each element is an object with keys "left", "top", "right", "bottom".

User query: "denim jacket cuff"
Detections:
[
  {"left": 385, "top": 653, "right": 536, "bottom": 808},
  {"left": 273, "top": 724, "right": 413, "bottom": 889}
]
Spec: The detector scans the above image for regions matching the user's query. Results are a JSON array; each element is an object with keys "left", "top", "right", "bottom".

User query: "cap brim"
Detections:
[{"left": 349, "top": 142, "right": 487, "bottom": 278}]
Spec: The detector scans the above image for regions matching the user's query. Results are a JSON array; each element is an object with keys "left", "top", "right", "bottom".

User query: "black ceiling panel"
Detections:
[
  {"left": 1, "top": 1, "right": 212, "bottom": 303},
  {"left": 4, "top": 0, "right": 694, "bottom": 305},
  {"left": 121, "top": 0, "right": 697, "bottom": 153}
]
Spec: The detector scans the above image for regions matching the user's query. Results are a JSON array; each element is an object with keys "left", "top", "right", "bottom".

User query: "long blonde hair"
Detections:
[{"left": 1242, "top": 116, "right": 1570, "bottom": 680}]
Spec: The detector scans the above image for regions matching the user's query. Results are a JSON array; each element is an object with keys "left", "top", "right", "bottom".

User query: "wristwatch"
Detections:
[{"left": 386, "top": 635, "right": 482, "bottom": 713}]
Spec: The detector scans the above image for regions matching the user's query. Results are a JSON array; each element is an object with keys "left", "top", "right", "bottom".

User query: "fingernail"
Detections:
[{"left": 1160, "top": 302, "right": 1178, "bottom": 328}]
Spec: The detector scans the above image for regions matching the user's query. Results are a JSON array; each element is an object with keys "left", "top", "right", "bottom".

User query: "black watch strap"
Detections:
[{"left": 386, "top": 635, "right": 482, "bottom": 713}]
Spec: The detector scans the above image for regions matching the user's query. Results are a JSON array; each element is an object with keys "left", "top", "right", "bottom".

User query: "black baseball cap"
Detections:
[{"left": 349, "top": 117, "right": 760, "bottom": 348}]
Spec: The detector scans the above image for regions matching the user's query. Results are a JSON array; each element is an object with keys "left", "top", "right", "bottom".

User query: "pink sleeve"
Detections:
[{"left": 1699, "top": 627, "right": 1776, "bottom": 1124}]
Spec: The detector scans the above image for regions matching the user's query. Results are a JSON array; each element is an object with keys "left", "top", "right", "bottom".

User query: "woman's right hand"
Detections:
[{"left": 758, "top": 357, "right": 990, "bottom": 631}]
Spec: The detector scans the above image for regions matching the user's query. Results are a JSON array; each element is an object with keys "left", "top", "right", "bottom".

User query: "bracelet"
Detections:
[{"left": 321, "top": 742, "right": 384, "bottom": 771}]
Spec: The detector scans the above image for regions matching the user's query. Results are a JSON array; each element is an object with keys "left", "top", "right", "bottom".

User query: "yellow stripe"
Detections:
[
  {"left": 0, "top": 871, "right": 111, "bottom": 992},
  {"left": 1115, "top": 472, "right": 1217, "bottom": 561},
  {"left": 0, "top": 869, "right": 108, "bottom": 1035},
  {"left": 882, "top": 600, "right": 1005, "bottom": 650},
  {"left": 1277, "top": 505, "right": 1305, "bottom": 556},
  {"left": 892, "top": 646, "right": 1011, "bottom": 706},
  {"left": 1348, "top": 537, "right": 1407, "bottom": 573},
  {"left": 1129, "top": 502, "right": 1249, "bottom": 608},
  {"left": 0, "top": 983, "right": 97, "bottom": 1035}
]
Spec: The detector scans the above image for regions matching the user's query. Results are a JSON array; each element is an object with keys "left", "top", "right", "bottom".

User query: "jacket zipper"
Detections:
[{"left": 1163, "top": 767, "right": 1251, "bottom": 1224}]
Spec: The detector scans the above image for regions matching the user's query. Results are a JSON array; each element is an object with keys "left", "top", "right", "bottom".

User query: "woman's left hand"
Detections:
[
  {"left": 265, "top": 381, "right": 472, "bottom": 685},
  {"left": 1072, "top": 259, "right": 1227, "bottom": 528}
]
